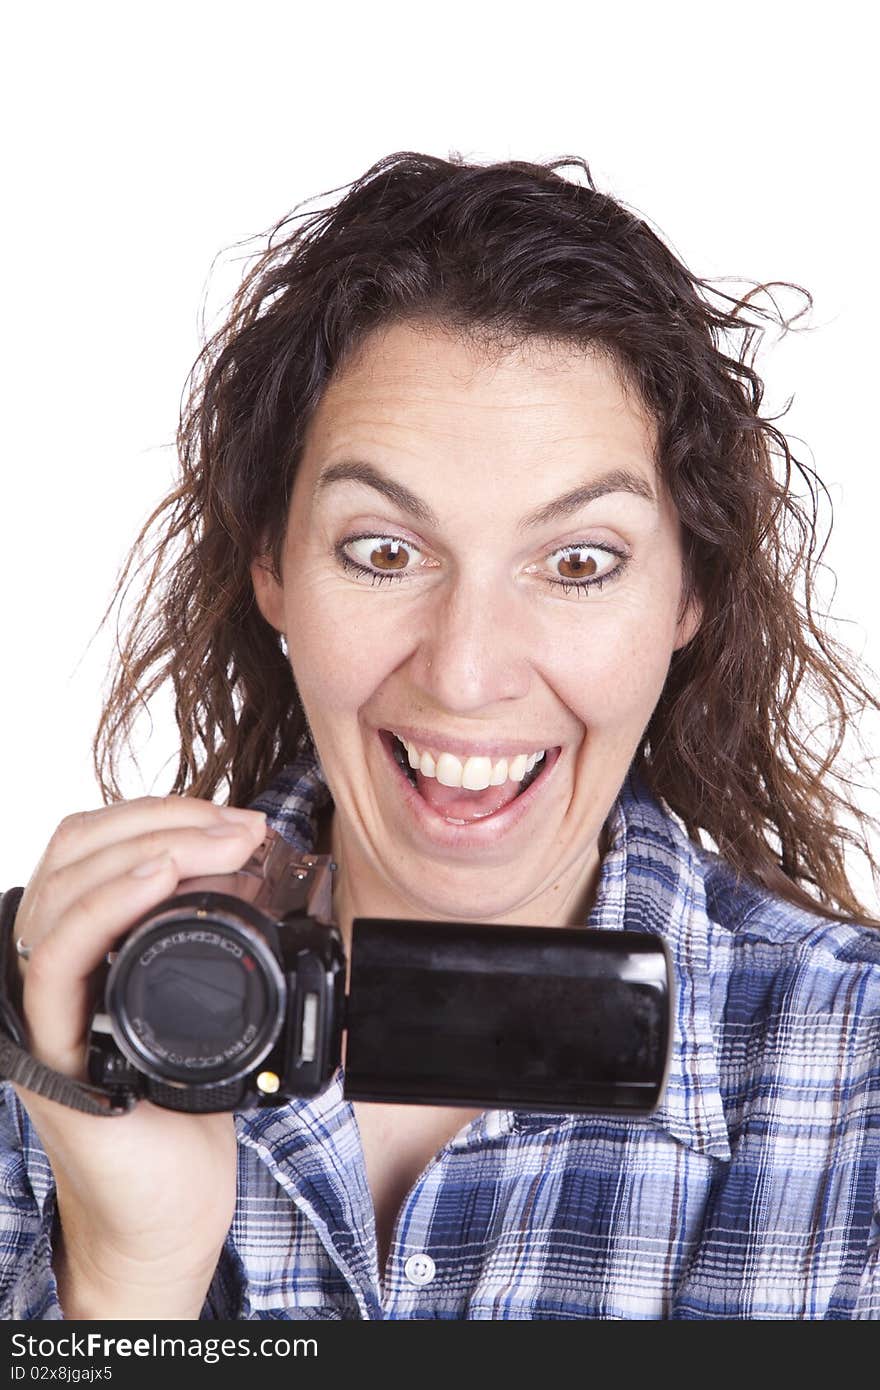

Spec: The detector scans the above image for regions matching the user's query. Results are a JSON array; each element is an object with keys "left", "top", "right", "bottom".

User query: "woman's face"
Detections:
[{"left": 252, "top": 322, "right": 701, "bottom": 930}]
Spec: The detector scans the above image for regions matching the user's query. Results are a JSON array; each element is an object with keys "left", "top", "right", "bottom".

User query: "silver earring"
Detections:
[{"left": 280, "top": 632, "right": 289, "bottom": 657}]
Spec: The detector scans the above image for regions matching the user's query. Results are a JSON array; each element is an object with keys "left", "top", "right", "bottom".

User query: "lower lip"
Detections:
[{"left": 376, "top": 729, "right": 563, "bottom": 851}]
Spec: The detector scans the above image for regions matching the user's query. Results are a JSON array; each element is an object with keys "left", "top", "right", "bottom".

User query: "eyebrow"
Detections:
[{"left": 313, "top": 460, "right": 657, "bottom": 530}]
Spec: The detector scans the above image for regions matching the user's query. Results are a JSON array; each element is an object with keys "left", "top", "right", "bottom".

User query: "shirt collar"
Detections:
[{"left": 249, "top": 739, "right": 731, "bottom": 1163}]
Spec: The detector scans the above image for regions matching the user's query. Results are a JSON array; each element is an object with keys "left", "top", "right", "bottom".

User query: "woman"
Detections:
[{"left": 0, "top": 152, "right": 878, "bottom": 1320}]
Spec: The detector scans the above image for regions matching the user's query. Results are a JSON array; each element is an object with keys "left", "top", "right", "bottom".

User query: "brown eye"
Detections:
[
  {"left": 538, "top": 543, "right": 629, "bottom": 596},
  {"left": 368, "top": 540, "right": 409, "bottom": 572},
  {"left": 557, "top": 551, "right": 599, "bottom": 581},
  {"left": 337, "top": 534, "right": 425, "bottom": 584}
]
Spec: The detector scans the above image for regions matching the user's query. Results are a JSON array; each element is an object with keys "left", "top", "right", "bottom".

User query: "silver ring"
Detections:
[{"left": 14, "top": 938, "right": 32, "bottom": 961}]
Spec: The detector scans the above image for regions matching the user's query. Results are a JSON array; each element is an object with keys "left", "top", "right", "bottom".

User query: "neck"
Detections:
[{"left": 323, "top": 807, "right": 606, "bottom": 958}]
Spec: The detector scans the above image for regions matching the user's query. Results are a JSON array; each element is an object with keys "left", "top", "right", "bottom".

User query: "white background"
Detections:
[{"left": 1, "top": 1, "right": 877, "bottom": 912}]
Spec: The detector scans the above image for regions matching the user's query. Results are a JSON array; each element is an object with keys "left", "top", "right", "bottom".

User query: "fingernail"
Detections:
[
  {"left": 204, "top": 823, "right": 252, "bottom": 837},
  {"left": 131, "top": 853, "right": 172, "bottom": 878}
]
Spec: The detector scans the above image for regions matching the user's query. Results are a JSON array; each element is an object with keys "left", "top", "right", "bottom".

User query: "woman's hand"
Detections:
[{"left": 10, "top": 794, "right": 268, "bottom": 1319}]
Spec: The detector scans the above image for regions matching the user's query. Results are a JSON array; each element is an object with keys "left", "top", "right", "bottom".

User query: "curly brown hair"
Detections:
[{"left": 92, "top": 151, "right": 880, "bottom": 928}]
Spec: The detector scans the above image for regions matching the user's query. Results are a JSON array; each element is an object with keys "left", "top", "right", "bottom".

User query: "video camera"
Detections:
[{"left": 88, "top": 828, "right": 671, "bottom": 1116}]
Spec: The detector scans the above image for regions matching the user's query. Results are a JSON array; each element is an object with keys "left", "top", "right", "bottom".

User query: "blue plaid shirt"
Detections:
[{"left": 1, "top": 743, "right": 878, "bottom": 1319}]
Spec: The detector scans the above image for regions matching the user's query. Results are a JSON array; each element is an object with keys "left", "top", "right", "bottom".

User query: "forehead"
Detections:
[{"left": 301, "top": 321, "right": 658, "bottom": 478}]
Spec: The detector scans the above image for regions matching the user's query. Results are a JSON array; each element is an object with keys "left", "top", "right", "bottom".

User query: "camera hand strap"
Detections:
[
  {"left": 0, "top": 1035, "right": 134, "bottom": 1115},
  {"left": 0, "top": 888, "right": 134, "bottom": 1116}
]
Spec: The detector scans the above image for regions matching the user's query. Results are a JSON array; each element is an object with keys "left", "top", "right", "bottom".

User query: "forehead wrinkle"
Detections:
[{"left": 313, "top": 403, "right": 654, "bottom": 460}]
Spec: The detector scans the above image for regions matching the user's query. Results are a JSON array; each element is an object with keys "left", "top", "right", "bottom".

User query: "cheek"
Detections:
[
  {"left": 282, "top": 571, "right": 412, "bottom": 718},
  {"left": 538, "top": 596, "right": 680, "bottom": 729}
]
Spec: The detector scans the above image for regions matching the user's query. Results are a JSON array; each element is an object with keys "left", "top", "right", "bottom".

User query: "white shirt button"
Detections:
[{"left": 404, "top": 1252, "right": 436, "bottom": 1287}]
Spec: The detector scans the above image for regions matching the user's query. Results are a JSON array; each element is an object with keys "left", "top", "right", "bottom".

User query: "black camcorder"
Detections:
[{"left": 87, "top": 828, "right": 672, "bottom": 1117}]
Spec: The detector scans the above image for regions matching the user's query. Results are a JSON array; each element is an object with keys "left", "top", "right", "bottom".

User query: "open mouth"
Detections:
[{"left": 378, "top": 729, "right": 562, "bottom": 827}]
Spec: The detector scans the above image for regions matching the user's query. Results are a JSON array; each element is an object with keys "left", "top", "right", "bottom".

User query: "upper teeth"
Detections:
[{"left": 393, "top": 733, "right": 546, "bottom": 791}]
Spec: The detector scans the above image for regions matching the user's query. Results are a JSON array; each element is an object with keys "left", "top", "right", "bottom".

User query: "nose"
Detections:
[{"left": 412, "top": 570, "right": 534, "bottom": 710}]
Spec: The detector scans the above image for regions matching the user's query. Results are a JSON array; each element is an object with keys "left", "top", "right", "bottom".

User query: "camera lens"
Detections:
[{"left": 106, "top": 906, "right": 286, "bottom": 1086}]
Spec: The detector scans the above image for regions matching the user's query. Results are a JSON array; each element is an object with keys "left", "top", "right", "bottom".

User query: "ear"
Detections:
[
  {"left": 250, "top": 554, "right": 285, "bottom": 634},
  {"left": 673, "top": 589, "right": 703, "bottom": 653}
]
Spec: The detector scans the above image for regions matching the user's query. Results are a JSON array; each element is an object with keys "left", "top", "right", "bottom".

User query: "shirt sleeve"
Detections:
[
  {"left": 0, "top": 1085, "right": 64, "bottom": 1318},
  {"left": 0, "top": 1084, "right": 256, "bottom": 1321},
  {"left": 853, "top": 1158, "right": 880, "bottom": 1319}
]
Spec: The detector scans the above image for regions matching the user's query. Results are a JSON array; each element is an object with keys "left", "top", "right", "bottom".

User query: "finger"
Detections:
[
  {"left": 37, "top": 795, "right": 266, "bottom": 874},
  {"left": 20, "top": 815, "right": 268, "bottom": 955},
  {"left": 22, "top": 823, "right": 266, "bottom": 1073}
]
